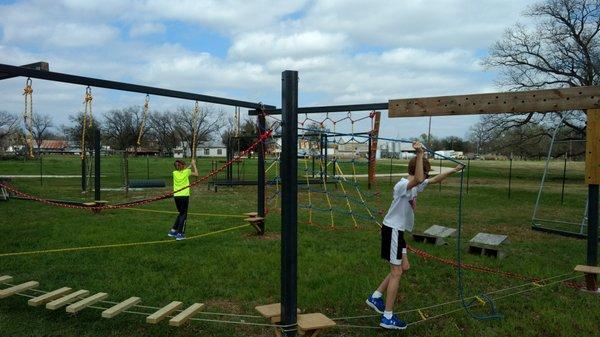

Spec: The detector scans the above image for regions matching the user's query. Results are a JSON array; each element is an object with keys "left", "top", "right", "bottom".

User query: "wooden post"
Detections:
[
  {"left": 585, "top": 109, "right": 600, "bottom": 291},
  {"left": 368, "top": 111, "right": 381, "bottom": 189}
]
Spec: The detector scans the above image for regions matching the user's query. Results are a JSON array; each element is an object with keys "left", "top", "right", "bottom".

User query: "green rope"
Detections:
[{"left": 456, "top": 168, "right": 502, "bottom": 320}]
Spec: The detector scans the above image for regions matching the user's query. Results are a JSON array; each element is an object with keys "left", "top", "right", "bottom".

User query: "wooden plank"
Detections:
[
  {"left": 168, "top": 303, "right": 204, "bottom": 327},
  {"left": 66, "top": 292, "right": 108, "bottom": 313},
  {"left": 0, "top": 275, "right": 13, "bottom": 283},
  {"left": 244, "top": 212, "right": 258, "bottom": 217},
  {"left": 46, "top": 290, "right": 89, "bottom": 310},
  {"left": 28, "top": 287, "right": 73, "bottom": 307},
  {"left": 255, "top": 303, "right": 282, "bottom": 319},
  {"left": 575, "top": 265, "right": 600, "bottom": 274},
  {"left": 245, "top": 217, "right": 264, "bottom": 222},
  {"left": 0, "top": 281, "right": 39, "bottom": 299},
  {"left": 586, "top": 109, "right": 600, "bottom": 184},
  {"left": 297, "top": 313, "right": 336, "bottom": 331},
  {"left": 389, "top": 86, "right": 600, "bottom": 118},
  {"left": 102, "top": 297, "right": 141, "bottom": 318},
  {"left": 146, "top": 301, "right": 183, "bottom": 324}
]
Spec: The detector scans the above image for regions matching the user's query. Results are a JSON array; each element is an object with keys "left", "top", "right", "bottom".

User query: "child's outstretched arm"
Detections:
[
  {"left": 407, "top": 141, "right": 425, "bottom": 190},
  {"left": 190, "top": 159, "right": 199, "bottom": 177},
  {"left": 427, "top": 163, "right": 464, "bottom": 184}
]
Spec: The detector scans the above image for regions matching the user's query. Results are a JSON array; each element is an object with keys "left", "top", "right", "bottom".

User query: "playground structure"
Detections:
[{"left": 0, "top": 63, "right": 598, "bottom": 336}]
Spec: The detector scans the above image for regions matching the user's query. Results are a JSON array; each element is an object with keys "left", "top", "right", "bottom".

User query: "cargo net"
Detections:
[{"left": 263, "top": 111, "right": 384, "bottom": 230}]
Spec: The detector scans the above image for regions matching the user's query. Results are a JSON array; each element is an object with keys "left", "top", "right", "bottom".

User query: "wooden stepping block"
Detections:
[
  {"left": 146, "top": 301, "right": 183, "bottom": 324},
  {"left": 468, "top": 233, "right": 509, "bottom": 259},
  {"left": 0, "top": 281, "right": 39, "bottom": 299},
  {"left": 244, "top": 212, "right": 258, "bottom": 217},
  {"left": 256, "top": 303, "right": 301, "bottom": 337},
  {"left": 423, "top": 225, "right": 457, "bottom": 238},
  {"left": 102, "top": 297, "right": 141, "bottom": 318},
  {"left": 28, "top": 287, "right": 73, "bottom": 307},
  {"left": 0, "top": 275, "right": 13, "bottom": 283},
  {"left": 297, "top": 313, "right": 336, "bottom": 337},
  {"left": 66, "top": 292, "right": 108, "bottom": 313},
  {"left": 245, "top": 217, "right": 265, "bottom": 235},
  {"left": 169, "top": 303, "right": 204, "bottom": 327},
  {"left": 574, "top": 265, "right": 600, "bottom": 292},
  {"left": 412, "top": 232, "right": 446, "bottom": 246},
  {"left": 46, "top": 290, "right": 89, "bottom": 310}
]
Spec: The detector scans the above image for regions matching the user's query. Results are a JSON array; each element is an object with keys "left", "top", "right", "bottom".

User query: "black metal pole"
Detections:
[
  {"left": 587, "top": 184, "right": 599, "bottom": 290},
  {"left": 94, "top": 128, "right": 101, "bottom": 201},
  {"left": 508, "top": 155, "right": 513, "bottom": 199},
  {"left": 368, "top": 136, "right": 372, "bottom": 190},
  {"left": 257, "top": 114, "right": 266, "bottom": 220},
  {"left": 561, "top": 153, "right": 567, "bottom": 205},
  {"left": 466, "top": 158, "right": 470, "bottom": 195},
  {"left": 280, "top": 70, "right": 298, "bottom": 337},
  {"left": 39, "top": 154, "right": 43, "bottom": 186},
  {"left": 81, "top": 157, "right": 87, "bottom": 192}
]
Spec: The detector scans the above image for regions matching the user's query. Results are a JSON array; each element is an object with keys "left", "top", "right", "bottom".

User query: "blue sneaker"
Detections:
[
  {"left": 380, "top": 314, "right": 407, "bottom": 330},
  {"left": 176, "top": 233, "right": 186, "bottom": 241},
  {"left": 365, "top": 295, "right": 385, "bottom": 314},
  {"left": 168, "top": 230, "right": 178, "bottom": 238}
]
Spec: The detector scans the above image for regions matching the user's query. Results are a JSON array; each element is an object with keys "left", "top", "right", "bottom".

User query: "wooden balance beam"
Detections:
[
  {"left": 146, "top": 301, "right": 183, "bottom": 324},
  {"left": 102, "top": 297, "right": 141, "bottom": 318},
  {"left": 46, "top": 290, "right": 89, "bottom": 310},
  {"left": 256, "top": 303, "right": 334, "bottom": 337},
  {"left": 66, "top": 292, "right": 108, "bottom": 313},
  {"left": 0, "top": 281, "right": 39, "bottom": 299},
  {"left": 168, "top": 303, "right": 204, "bottom": 327},
  {"left": 575, "top": 265, "right": 600, "bottom": 292},
  {"left": 28, "top": 287, "right": 73, "bottom": 307},
  {"left": 0, "top": 275, "right": 13, "bottom": 283}
]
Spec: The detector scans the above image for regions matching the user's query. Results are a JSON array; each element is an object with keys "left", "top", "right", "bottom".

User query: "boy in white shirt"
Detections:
[{"left": 366, "top": 141, "right": 463, "bottom": 329}]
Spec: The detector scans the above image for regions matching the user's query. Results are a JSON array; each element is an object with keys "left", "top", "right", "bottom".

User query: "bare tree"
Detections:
[
  {"left": 174, "top": 105, "right": 223, "bottom": 156},
  {"left": 61, "top": 112, "right": 101, "bottom": 153},
  {"left": 103, "top": 106, "right": 144, "bottom": 151},
  {"left": 0, "top": 111, "right": 20, "bottom": 151},
  {"left": 482, "top": 0, "right": 599, "bottom": 139},
  {"left": 27, "top": 112, "right": 53, "bottom": 152},
  {"left": 147, "top": 110, "right": 180, "bottom": 156}
]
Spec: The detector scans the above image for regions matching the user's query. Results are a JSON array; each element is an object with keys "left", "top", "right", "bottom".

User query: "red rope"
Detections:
[{"left": 1, "top": 129, "right": 273, "bottom": 212}]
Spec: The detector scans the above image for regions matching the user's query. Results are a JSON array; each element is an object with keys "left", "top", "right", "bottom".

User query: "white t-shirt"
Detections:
[{"left": 382, "top": 178, "right": 429, "bottom": 232}]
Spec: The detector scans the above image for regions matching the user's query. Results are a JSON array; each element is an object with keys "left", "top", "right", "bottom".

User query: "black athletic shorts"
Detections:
[{"left": 381, "top": 226, "right": 406, "bottom": 265}]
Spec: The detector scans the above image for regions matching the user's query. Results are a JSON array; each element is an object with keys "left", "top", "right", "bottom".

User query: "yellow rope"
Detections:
[
  {"left": 338, "top": 161, "right": 380, "bottom": 227},
  {"left": 136, "top": 94, "right": 150, "bottom": 146},
  {"left": 0, "top": 223, "right": 250, "bottom": 258},
  {"left": 334, "top": 162, "right": 358, "bottom": 228},
  {"left": 122, "top": 207, "right": 247, "bottom": 218},
  {"left": 81, "top": 87, "right": 93, "bottom": 160},
  {"left": 191, "top": 101, "right": 200, "bottom": 158},
  {"left": 303, "top": 153, "right": 313, "bottom": 224},
  {"left": 318, "top": 157, "right": 335, "bottom": 228},
  {"left": 22, "top": 78, "right": 34, "bottom": 158}
]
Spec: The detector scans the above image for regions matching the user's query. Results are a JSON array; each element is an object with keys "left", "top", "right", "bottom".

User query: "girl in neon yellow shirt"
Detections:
[{"left": 168, "top": 159, "right": 198, "bottom": 240}]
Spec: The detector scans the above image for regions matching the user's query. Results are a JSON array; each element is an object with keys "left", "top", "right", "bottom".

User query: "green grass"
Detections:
[{"left": 0, "top": 155, "right": 598, "bottom": 337}]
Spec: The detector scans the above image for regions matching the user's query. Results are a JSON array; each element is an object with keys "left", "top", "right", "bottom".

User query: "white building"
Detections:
[{"left": 174, "top": 141, "right": 227, "bottom": 158}]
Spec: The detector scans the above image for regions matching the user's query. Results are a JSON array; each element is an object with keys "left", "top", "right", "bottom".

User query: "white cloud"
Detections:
[{"left": 129, "top": 22, "right": 166, "bottom": 38}]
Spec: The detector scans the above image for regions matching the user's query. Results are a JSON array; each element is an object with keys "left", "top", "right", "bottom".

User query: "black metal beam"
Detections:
[
  {"left": 280, "top": 70, "right": 298, "bottom": 337},
  {"left": 587, "top": 184, "right": 599, "bottom": 290},
  {"left": 257, "top": 114, "right": 266, "bottom": 219},
  {"left": 0, "top": 63, "right": 274, "bottom": 110},
  {"left": 249, "top": 102, "right": 388, "bottom": 115},
  {"left": 0, "top": 62, "right": 49, "bottom": 80}
]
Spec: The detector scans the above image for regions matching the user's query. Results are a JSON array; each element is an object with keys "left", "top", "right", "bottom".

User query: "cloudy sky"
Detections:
[{"left": 0, "top": 0, "right": 539, "bottom": 141}]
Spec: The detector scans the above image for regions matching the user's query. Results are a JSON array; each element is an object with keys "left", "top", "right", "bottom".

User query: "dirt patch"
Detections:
[
  {"left": 204, "top": 298, "right": 244, "bottom": 313},
  {"left": 244, "top": 231, "right": 281, "bottom": 241}
]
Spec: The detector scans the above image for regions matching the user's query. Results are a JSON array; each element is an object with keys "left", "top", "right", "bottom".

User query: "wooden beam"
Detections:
[
  {"left": 146, "top": 301, "right": 183, "bottom": 324},
  {"left": 389, "top": 86, "right": 600, "bottom": 117},
  {"left": 0, "top": 281, "right": 39, "bottom": 299},
  {"left": 575, "top": 264, "right": 600, "bottom": 274},
  {"left": 168, "top": 303, "right": 204, "bottom": 327},
  {"left": 66, "top": 292, "right": 108, "bottom": 313},
  {"left": 586, "top": 109, "right": 600, "bottom": 184},
  {"left": 28, "top": 287, "right": 73, "bottom": 307},
  {"left": 102, "top": 297, "right": 141, "bottom": 318},
  {"left": 0, "top": 275, "right": 13, "bottom": 283},
  {"left": 46, "top": 290, "right": 89, "bottom": 310}
]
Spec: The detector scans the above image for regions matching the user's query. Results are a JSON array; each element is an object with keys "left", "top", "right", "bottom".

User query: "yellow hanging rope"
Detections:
[
  {"left": 81, "top": 86, "right": 93, "bottom": 160},
  {"left": 22, "top": 78, "right": 34, "bottom": 158},
  {"left": 191, "top": 101, "right": 200, "bottom": 158},
  {"left": 334, "top": 162, "right": 359, "bottom": 228},
  {"left": 318, "top": 157, "right": 335, "bottom": 228},
  {"left": 136, "top": 94, "right": 150, "bottom": 146}
]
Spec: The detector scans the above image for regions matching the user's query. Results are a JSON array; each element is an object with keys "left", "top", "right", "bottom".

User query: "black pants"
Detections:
[{"left": 172, "top": 196, "right": 189, "bottom": 233}]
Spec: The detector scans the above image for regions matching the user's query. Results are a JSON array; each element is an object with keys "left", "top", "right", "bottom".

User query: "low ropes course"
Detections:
[
  {"left": 0, "top": 128, "right": 274, "bottom": 212},
  {"left": 0, "top": 271, "right": 584, "bottom": 332}
]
